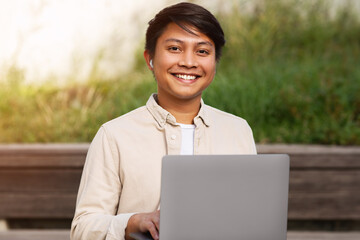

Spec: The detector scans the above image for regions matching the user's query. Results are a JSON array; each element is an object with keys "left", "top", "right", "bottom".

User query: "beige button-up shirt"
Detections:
[{"left": 71, "top": 94, "right": 257, "bottom": 240}]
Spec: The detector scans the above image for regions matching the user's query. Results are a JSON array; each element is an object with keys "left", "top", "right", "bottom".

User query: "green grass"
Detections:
[
  {"left": 0, "top": 68, "right": 156, "bottom": 142},
  {"left": 1, "top": 0, "right": 359, "bottom": 144}
]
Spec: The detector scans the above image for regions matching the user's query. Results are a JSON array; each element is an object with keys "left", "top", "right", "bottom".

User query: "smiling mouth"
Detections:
[{"left": 171, "top": 73, "right": 200, "bottom": 81}]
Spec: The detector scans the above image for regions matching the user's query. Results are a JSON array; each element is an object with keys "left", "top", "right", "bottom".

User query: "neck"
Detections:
[{"left": 157, "top": 94, "right": 201, "bottom": 124}]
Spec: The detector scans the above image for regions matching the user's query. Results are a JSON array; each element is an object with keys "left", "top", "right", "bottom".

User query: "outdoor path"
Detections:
[{"left": 0, "top": 230, "right": 360, "bottom": 240}]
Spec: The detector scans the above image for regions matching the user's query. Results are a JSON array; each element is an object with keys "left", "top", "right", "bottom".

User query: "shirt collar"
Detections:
[
  {"left": 195, "top": 98, "right": 211, "bottom": 127},
  {"left": 146, "top": 94, "right": 211, "bottom": 128}
]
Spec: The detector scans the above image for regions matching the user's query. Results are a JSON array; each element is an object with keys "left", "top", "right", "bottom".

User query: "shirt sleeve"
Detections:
[
  {"left": 71, "top": 126, "right": 134, "bottom": 240},
  {"left": 245, "top": 120, "right": 257, "bottom": 154}
]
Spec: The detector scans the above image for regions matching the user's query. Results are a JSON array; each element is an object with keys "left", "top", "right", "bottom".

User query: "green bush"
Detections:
[
  {"left": 0, "top": 0, "right": 359, "bottom": 144},
  {"left": 204, "top": 0, "right": 360, "bottom": 144}
]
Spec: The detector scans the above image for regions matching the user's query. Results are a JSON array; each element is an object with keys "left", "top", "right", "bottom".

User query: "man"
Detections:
[{"left": 71, "top": 2, "right": 256, "bottom": 240}]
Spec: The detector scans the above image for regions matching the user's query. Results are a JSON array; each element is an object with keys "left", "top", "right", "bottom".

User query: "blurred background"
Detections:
[
  {"left": 0, "top": 0, "right": 359, "bottom": 238},
  {"left": 1, "top": 0, "right": 359, "bottom": 144}
]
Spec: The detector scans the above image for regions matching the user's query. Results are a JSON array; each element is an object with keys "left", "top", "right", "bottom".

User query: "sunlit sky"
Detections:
[
  {"left": 0, "top": 0, "right": 175, "bottom": 83},
  {"left": 0, "top": 0, "right": 358, "bottom": 84}
]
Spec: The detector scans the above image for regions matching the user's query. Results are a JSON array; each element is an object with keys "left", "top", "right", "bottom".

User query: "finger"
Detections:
[
  {"left": 152, "top": 218, "right": 160, "bottom": 233},
  {"left": 147, "top": 224, "right": 159, "bottom": 240},
  {"left": 153, "top": 212, "right": 160, "bottom": 231}
]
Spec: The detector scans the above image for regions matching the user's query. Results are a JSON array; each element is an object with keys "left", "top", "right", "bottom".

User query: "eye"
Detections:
[
  {"left": 168, "top": 46, "right": 181, "bottom": 52},
  {"left": 197, "top": 49, "right": 210, "bottom": 55}
]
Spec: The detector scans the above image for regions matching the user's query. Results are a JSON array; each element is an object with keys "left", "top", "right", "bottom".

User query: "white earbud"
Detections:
[{"left": 150, "top": 60, "right": 153, "bottom": 68}]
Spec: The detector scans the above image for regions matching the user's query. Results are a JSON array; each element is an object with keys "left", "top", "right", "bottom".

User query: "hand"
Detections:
[{"left": 125, "top": 210, "right": 160, "bottom": 240}]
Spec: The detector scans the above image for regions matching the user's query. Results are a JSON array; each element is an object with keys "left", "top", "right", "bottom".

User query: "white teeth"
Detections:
[{"left": 175, "top": 74, "right": 196, "bottom": 80}]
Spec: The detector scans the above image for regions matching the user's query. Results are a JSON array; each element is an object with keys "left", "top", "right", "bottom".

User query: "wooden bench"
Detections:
[
  {"left": 0, "top": 144, "right": 359, "bottom": 230},
  {"left": 0, "top": 144, "right": 87, "bottom": 223},
  {"left": 257, "top": 144, "right": 360, "bottom": 223}
]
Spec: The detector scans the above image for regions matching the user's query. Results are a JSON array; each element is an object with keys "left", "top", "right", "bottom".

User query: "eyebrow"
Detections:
[{"left": 165, "top": 38, "right": 213, "bottom": 47}]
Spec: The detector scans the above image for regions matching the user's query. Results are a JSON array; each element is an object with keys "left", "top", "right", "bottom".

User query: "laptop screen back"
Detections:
[{"left": 159, "top": 154, "right": 289, "bottom": 240}]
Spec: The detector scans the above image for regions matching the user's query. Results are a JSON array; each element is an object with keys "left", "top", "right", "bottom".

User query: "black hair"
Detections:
[{"left": 145, "top": 2, "right": 225, "bottom": 61}]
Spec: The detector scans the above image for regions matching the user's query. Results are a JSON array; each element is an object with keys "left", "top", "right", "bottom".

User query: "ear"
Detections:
[{"left": 144, "top": 50, "right": 153, "bottom": 71}]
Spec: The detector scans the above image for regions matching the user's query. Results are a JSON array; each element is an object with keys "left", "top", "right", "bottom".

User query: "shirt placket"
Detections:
[
  {"left": 164, "top": 123, "right": 182, "bottom": 155},
  {"left": 193, "top": 118, "right": 211, "bottom": 155}
]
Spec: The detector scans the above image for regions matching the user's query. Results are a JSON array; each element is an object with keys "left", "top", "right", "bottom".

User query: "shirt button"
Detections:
[{"left": 171, "top": 134, "right": 176, "bottom": 140}]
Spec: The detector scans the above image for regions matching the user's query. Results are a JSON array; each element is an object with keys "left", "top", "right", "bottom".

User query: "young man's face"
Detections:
[{"left": 145, "top": 22, "right": 217, "bottom": 104}]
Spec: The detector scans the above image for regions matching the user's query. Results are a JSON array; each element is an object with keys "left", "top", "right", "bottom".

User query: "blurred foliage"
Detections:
[{"left": 0, "top": 0, "right": 359, "bottom": 144}]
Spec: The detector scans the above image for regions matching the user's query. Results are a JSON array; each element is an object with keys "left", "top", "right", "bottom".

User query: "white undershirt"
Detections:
[{"left": 178, "top": 123, "right": 195, "bottom": 155}]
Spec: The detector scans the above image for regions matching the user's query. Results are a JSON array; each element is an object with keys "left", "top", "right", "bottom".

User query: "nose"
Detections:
[{"left": 178, "top": 51, "right": 198, "bottom": 68}]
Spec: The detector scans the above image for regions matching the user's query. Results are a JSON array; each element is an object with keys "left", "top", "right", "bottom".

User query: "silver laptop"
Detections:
[{"left": 131, "top": 154, "right": 289, "bottom": 240}]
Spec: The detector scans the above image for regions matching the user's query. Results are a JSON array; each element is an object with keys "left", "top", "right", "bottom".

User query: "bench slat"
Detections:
[
  {"left": 258, "top": 144, "right": 360, "bottom": 168},
  {"left": 0, "top": 193, "right": 77, "bottom": 218},
  {"left": 0, "top": 169, "right": 81, "bottom": 192}
]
